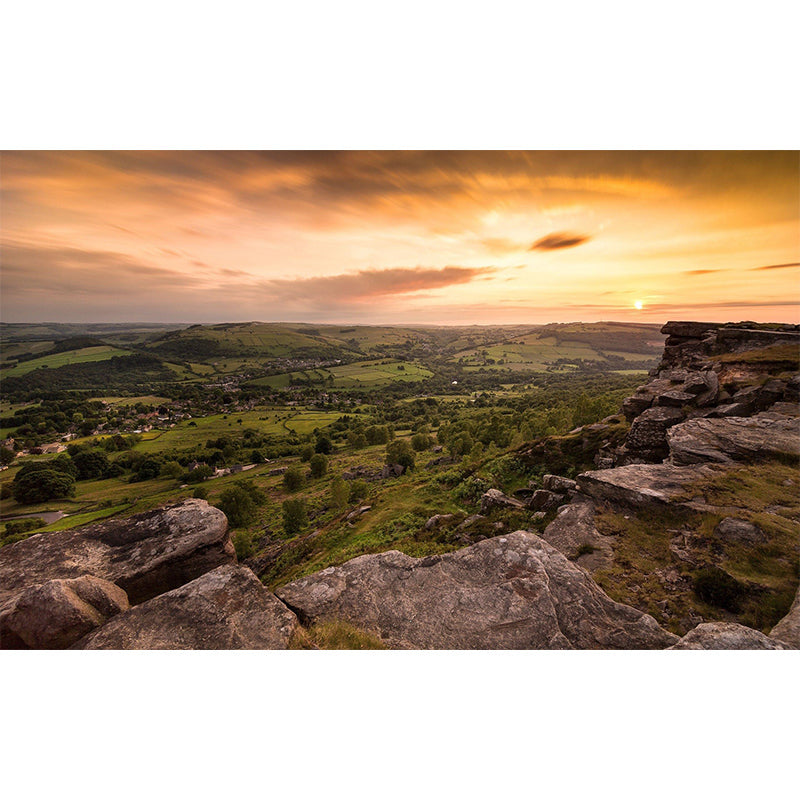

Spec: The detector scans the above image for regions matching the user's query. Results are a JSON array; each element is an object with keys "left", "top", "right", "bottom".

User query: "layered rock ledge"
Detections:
[{"left": 276, "top": 531, "right": 677, "bottom": 650}]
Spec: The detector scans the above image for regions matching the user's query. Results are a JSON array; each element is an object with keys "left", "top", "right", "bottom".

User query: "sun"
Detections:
[{"left": 634, "top": 299, "right": 644, "bottom": 310}]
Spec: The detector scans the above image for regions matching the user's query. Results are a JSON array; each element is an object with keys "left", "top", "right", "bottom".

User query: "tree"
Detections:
[
  {"left": 282, "top": 498, "right": 308, "bottom": 536},
  {"left": 309, "top": 453, "right": 327, "bottom": 478},
  {"left": 411, "top": 432, "right": 432, "bottom": 452},
  {"left": 299, "top": 445, "right": 314, "bottom": 462},
  {"left": 330, "top": 475, "right": 349, "bottom": 509},
  {"left": 314, "top": 435, "right": 333, "bottom": 454},
  {"left": 215, "top": 479, "right": 267, "bottom": 528},
  {"left": 385, "top": 439, "right": 415, "bottom": 470},
  {"left": 12, "top": 467, "right": 75, "bottom": 504},
  {"left": 132, "top": 456, "right": 162, "bottom": 482},
  {"left": 283, "top": 465, "right": 306, "bottom": 492},
  {"left": 72, "top": 449, "right": 110, "bottom": 480},
  {"left": 0, "top": 447, "right": 15, "bottom": 466}
]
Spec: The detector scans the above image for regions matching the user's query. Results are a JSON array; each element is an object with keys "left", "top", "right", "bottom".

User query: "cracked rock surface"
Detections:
[{"left": 277, "top": 531, "right": 677, "bottom": 650}]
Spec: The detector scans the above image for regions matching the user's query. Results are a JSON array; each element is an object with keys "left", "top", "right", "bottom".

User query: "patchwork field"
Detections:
[
  {"left": 3, "top": 346, "right": 133, "bottom": 376},
  {"left": 249, "top": 359, "right": 433, "bottom": 389}
]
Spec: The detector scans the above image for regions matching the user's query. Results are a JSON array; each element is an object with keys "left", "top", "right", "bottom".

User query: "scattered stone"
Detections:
[
  {"left": 668, "top": 622, "right": 788, "bottom": 650},
  {"left": 276, "top": 531, "right": 677, "bottom": 650},
  {"left": 480, "top": 488, "right": 526, "bottom": 515},
  {"left": 530, "top": 489, "right": 562, "bottom": 512},
  {"left": 0, "top": 576, "right": 129, "bottom": 649},
  {"left": 542, "top": 474, "right": 578, "bottom": 494},
  {"left": 76, "top": 565, "right": 298, "bottom": 650},
  {"left": 345, "top": 505, "right": 372, "bottom": 522},
  {"left": 714, "top": 517, "right": 768, "bottom": 545},
  {"left": 425, "top": 514, "right": 454, "bottom": 531},
  {"left": 380, "top": 463, "right": 405, "bottom": 479},
  {"left": 0, "top": 499, "right": 234, "bottom": 607}
]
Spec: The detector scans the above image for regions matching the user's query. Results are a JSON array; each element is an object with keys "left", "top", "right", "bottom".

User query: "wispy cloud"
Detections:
[
  {"left": 530, "top": 232, "right": 591, "bottom": 251},
  {"left": 750, "top": 262, "right": 800, "bottom": 271}
]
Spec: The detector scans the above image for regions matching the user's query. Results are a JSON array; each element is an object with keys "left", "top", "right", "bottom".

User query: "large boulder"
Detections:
[
  {"left": 540, "top": 501, "right": 612, "bottom": 571},
  {"left": 276, "top": 531, "right": 677, "bottom": 650},
  {"left": 770, "top": 586, "right": 800, "bottom": 649},
  {"left": 0, "top": 576, "right": 129, "bottom": 649},
  {"left": 0, "top": 499, "right": 234, "bottom": 607},
  {"left": 75, "top": 565, "right": 298, "bottom": 650},
  {"left": 667, "top": 413, "right": 800, "bottom": 466},
  {"left": 577, "top": 463, "right": 718, "bottom": 511},
  {"left": 624, "top": 406, "right": 685, "bottom": 462},
  {"left": 668, "top": 622, "right": 788, "bottom": 650}
]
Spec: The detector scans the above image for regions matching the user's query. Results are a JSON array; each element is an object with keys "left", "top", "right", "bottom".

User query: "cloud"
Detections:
[
  {"left": 260, "top": 265, "right": 497, "bottom": 304},
  {"left": 530, "top": 232, "right": 591, "bottom": 251},
  {"left": 684, "top": 269, "right": 721, "bottom": 275},
  {"left": 750, "top": 262, "right": 800, "bottom": 271}
]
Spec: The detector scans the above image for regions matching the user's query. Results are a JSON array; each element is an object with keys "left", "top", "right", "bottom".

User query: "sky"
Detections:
[{"left": 1, "top": 150, "right": 798, "bottom": 326}]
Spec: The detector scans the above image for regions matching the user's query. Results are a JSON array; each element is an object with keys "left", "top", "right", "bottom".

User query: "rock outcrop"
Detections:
[
  {"left": 769, "top": 586, "right": 800, "bottom": 648},
  {"left": 76, "top": 565, "right": 298, "bottom": 650},
  {"left": 576, "top": 463, "right": 719, "bottom": 511},
  {"left": 667, "top": 413, "right": 800, "bottom": 465},
  {"left": 0, "top": 576, "right": 129, "bottom": 649},
  {"left": 539, "top": 501, "right": 612, "bottom": 570},
  {"left": 616, "top": 321, "right": 799, "bottom": 464},
  {"left": 0, "top": 499, "right": 234, "bottom": 607},
  {"left": 668, "top": 622, "right": 788, "bottom": 650},
  {"left": 276, "top": 531, "right": 677, "bottom": 650}
]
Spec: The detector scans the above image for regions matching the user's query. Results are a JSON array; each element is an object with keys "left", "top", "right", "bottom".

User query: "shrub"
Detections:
[
  {"left": 385, "top": 439, "right": 415, "bottom": 470},
  {"left": 330, "top": 475, "right": 349, "bottom": 509},
  {"left": 3, "top": 517, "right": 45, "bottom": 536},
  {"left": 12, "top": 466, "right": 75, "bottom": 504},
  {"left": 215, "top": 479, "right": 267, "bottom": 528},
  {"left": 192, "top": 486, "right": 209, "bottom": 500},
  {"left": 72, "top": 449, "right": 109, "bottom": 480},
  {"left": 315, "top": 436, "right": 333, "bottom": 454},
  {"left": 309, "top": 453, "right": 328, "bottom": 478},
  {"left": 186, "top": 464, "right": 213, "bottom": 483},
  {"left": 282, "top": 498, "right": 308, "bottom": 536},
  {"left": 299, "top": 445, "right": 314, "bottom": 462},
  {"left": 348, "top": 479, "right": 368, "bottom": 503},
  {"left": 411, "top": 432, "right": 432, "bottom": 452},
  {"left": 283, "top": 465, "right": 306, "bottom": 492}
]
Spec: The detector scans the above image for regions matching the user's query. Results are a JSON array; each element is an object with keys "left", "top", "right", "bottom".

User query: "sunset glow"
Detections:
[{"left": 1, "top": 150, "right": 798, "bottom": 324}]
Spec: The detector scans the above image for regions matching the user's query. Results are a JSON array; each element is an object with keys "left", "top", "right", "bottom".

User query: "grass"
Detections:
[
  {"left": 3, "top": 346, "right": 132, "bottom": 376},
  {"left": 710, "top": 342, "right": 799, "bottom": 367},
  {"left": 248, "top": 359, "right": 433, "bottom": 389},
  {"left": 289, "top": 619, "right": 388, "bottom": 649}
]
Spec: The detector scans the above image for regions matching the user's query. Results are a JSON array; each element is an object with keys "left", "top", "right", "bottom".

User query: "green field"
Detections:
[
  {"left": 3, "top": 346, "right": 132, "bottom": 377},
  {"left": 250, "top": 359, "right": 433, "bottom": 389}
]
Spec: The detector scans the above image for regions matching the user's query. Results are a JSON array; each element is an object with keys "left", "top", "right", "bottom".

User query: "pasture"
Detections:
[{"left": 3, "top": 346, "right": 132, "bottom": 377}]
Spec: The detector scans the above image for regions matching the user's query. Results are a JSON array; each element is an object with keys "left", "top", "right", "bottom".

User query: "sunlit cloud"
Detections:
[{"left": 530, "top": 232, "right": 592, "bottom": 251}]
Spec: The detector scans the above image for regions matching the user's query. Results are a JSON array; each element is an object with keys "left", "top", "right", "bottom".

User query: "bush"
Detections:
[
  {"left": 186, "top": 464, "right": 213, "bottom": 483},
  {"left": 411, "top": 432, "right": 432, "bottom": 452},
  {"left": 315, "top": 436, "right": 333, "bottom": 454},
  {"left": 330, "top": 475, "right": 349, "bottom": 509},
  {"left": 299, "top": 445, "right": 314, "bottom": 462},
  {"left": 72, "top": 449, "right": 109, "bottom": 480},
  {"left": 348, "top": 479, "right": 368, "bottom": 503},
  {"left": 282, "top": 498, "right": 308, "bottom": 536},
  {"left": 215, "top": 480, "right": 267, "bottom": 528},
  {"left": 283, "top": 465, "right": 306, "bottom": 492},
  {"left": 3, "top": 517, "right": 45, "bottom": 536},
  {"left": 385, "top": 439, "right": 415, "bottom": 470},
  {"left": 693, "top": 566, "right": 746, "bottom": 611},
  {"left": 192, "top": 486, "right": 209, "bottom": 500},
  {"left": 12, "top": 467, "right": 75, "bottom": 504},
  {"left": 309, "top": 453, "right": 327, "bottom": 478}
]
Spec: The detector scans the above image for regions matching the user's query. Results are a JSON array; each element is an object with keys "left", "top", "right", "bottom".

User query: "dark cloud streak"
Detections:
[{"left": 530, "top": 232, "right": 591, "bottom": 251}]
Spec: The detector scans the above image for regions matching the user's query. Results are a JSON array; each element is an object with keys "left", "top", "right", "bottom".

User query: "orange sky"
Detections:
[{"left": 1, "top": 150, "right": 798, "bottom": 325}]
